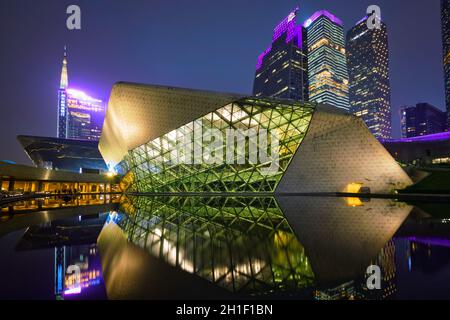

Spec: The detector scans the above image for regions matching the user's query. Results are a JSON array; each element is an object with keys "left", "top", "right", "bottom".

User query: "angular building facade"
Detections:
[
  {"left": 347, "top": 17, "right": 392, "bottom": 139},
  {"left": 442, "top": 0, "right": 450, "bottom": 127},
  {"left": 400, "top": 103, "right": 447, "bottom": 138},
  {"left": 97, "top": 195, "right": 411, "bottom": 299},
  {"left": 304, "top": 10, "right": 350, "bottom": 111},
  {"left": 18, "top": 135, "right": 108, "bottom": 173},
  {"left": 252, "top": 7, "right": 308, "bottom": 101},
  {"left": 57, "top": 48, "right": 106, "bottom": 141},
  {"left": 99, "top": 82, "right": 411, "bottom": 194}
]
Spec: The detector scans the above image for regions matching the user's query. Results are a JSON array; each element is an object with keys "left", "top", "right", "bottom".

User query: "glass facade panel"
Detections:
[
  {"left": 114, "top": 196, "right": 315, "bottom": 294},
  {"left": 118, "top": 98, "right": 316, "bottom": 193}
]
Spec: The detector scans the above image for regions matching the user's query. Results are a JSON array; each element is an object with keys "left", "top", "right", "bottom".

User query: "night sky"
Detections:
[{"left": 0, "top": 0, "right": 446, "bottom": 164}]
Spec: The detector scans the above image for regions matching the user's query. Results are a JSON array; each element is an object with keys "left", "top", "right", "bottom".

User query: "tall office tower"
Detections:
[
  {"left": 57, "top": 46, "right": 69, "bottom": 138},
  {"left": 304, "top": 10, "right": 350, "bottom": 111},
  {"left": 66, "top": 89, "right": 105, "bottom": 141},
  {"left": 346, "top": 17, "right": 392, "bottom": 139},
  {"left": 400, "top": 103, "right": 447, "bottom": 138},
  {"left": 252, "top": 7, "right": 308, "bottom": 100},
  {"left": 57, "top": 47, "right": 106, "bottom": 141},
  {"left": 442, "top": 0, "right": 450, "bottom": 127}
]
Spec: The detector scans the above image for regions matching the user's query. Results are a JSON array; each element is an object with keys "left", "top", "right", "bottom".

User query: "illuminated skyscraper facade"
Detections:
[
  {"left": 57, "top": 47, "right": 105, "bottom": 141},
  {"left": 347, "top": 17, "right": 392, "bottom": 139},
  {"left": 304, "top": 10, "right": 350, "bottom": 111},
  {"left": 252, "top": 7, "right": 308, "bottom": 101},
  {"left": 57, "top": 47, "right": 69, "bottom": 139},
  {"left": 401, "top": 103, "right": 447, "bottom": 138},
  {"left": 442, "top": 0, "right": 450, "bottom": 127},
  {"left": 66, "top": 89, "right": 105, "bottom": 141}
]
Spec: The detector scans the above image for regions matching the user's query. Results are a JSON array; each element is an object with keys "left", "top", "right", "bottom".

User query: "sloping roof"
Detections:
[
  {"left": 99, "top": 82, "right": 244, "bottom": 166},
  {"left": 17, "top": 135, "right": 107, "bottom": 172}
]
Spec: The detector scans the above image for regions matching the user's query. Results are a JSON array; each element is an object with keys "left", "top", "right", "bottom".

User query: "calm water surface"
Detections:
[{"left": 0, "top": 195, "right": 450, "bottom": 300}]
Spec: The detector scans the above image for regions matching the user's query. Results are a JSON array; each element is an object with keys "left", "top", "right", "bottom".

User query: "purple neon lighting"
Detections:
[
  {"left": 64, "top": 286, "right": 82, "bottom": 295},
  {"left": 272, "top": 6, "right": 299, "bottom": 42},
  {"left": 383, "top": 131, "right": 450, "bottom": 143},
  {"left": 66, "top": 88, "right": 103, "bottom": 103},
  {"left": 256, "top": 6, "right": 303, "bottom": 70},
  {"left": 286, "top": 25, "right": 303, "bottom": 48},
  {"left": 256, "top": 46, "right": 272, "bottom": 70},
  {"left": 303, "top": 10, "right": 343, "bottom": 28},
  {"left": 405, "top": 236, "right": 450, "bottom": 248},
  {"left": 355, "top": 15, "right": 368, "bottom": 25}
]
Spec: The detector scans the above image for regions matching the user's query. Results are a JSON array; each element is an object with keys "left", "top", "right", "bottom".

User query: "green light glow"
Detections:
[
  {"left": 119, "top": 98, "right": 316, "bottom": 193},
  {"left": 116, "top": 196, "right": 316, "bottom": 294}
]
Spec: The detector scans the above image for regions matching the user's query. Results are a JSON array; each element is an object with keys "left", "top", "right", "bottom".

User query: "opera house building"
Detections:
[{"left": 98, "top": 82, "right": 412, "bottom": 195}]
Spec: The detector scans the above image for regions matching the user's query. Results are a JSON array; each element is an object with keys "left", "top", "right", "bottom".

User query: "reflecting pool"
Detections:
[{"left": 1, "top": 195, "right": 450, "bottom": 300}]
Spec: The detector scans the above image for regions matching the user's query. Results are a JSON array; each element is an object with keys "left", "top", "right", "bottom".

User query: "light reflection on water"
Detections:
[{"left": 0, "top": 196, "right": 450, "bottom": 300}]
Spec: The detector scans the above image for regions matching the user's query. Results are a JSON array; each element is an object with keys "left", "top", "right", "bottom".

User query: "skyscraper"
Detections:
[
  {"left": 66, "top": 89, "right": 105, "bottom": 141},
  {"left": 400, "top": 103, "right": 447, "bottom": 138},
  {"left": 57, "top": 46, "right": 69, "bottom": 139},
  {"left": 304, "top": 10, "right": 350, "bottom": 111},
  {"left": 252, "top": 7, "right": 308, "bottom": 101},
  {"left": 347, "top": 17, "right": 392, "bottom": 139},
  {"left": 57, "top": 47, "right": 106, "bottom": 141},
  {"left": 442, "top": 0, "right": 450, "bottom": 127}
]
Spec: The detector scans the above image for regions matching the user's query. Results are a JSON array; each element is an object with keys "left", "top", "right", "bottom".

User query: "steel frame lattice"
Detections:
[
  {"left": 114, "top": 196, "right": 315, "bottom": 294},
  {"left": 118, "top": 98, "right": 316, "bottom": 193}
]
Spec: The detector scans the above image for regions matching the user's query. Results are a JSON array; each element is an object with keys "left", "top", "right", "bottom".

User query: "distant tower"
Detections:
[
  {"left": 400, "top": 103, "right": 447, "bottom": 138},
  {"left": 252, "top": 7, "right": 308, "bottom": 101},
  {"left": 57, "top": 46, "right": 69, "bottom": 138},
  {"left": 347, "top": 17, "right": 392, "bottom": 139},
  {"left": 56, "top": 46, "right": 106, "bottom": 141},
  {"left": 304, "top": 10, "right": 350, "bottom": 111},
  {"left": 441, "top": 0, "right": 450, "bottom": 127}
]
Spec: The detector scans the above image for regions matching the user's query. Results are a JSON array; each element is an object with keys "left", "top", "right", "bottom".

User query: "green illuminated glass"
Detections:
[
  {"left": 119, "top": 98, "right": 316, "bottom": 193},
  {"left": 117, "top": 196, "right": 315, "bottom": 294}
]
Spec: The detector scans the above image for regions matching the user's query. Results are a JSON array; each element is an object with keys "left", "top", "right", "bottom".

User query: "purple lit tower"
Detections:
[
  {"left": 57, "top": 47, "right": 105, "bottom": 141},
  {"left": 252, "top": 7, "right": 308, "bottom": 101}
]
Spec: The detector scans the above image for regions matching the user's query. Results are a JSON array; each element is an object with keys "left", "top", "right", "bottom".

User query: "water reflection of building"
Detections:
[
  {"left": 1, "top": 194, "right": 120, "bottom": 215},
  {"left": 99, "top": 196, "right": 315, "bottom": 298},
  {"left": 15, "top": 213, "right": 108, "bottom": 299},
  {"left": 313, "top": 239, "right": 398, "bottom": 300},
  {"left": 278, "top": 197, "right": 411, "bottom": 286},
  {"left": 375, "top": 239, "right": 397, "bottom": 299},
  {"left": 62, "top": 244, "right": 103, "bottom": 298},
  {"left": 55, "top": 244, "right": 103, "bottom": 299},
  {"left": 98, "top": 196, "right": 412, "bottom": 299},
  {"left": 408, "top": 239, "right": 450, "bottom": 274}
]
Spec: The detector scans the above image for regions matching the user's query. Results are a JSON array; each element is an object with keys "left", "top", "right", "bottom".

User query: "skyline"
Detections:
[{"left": 0, "top": 0, "right": 446, "bottom": 164}]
